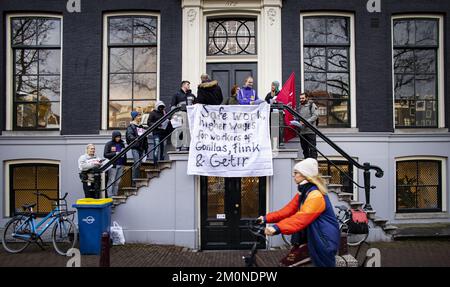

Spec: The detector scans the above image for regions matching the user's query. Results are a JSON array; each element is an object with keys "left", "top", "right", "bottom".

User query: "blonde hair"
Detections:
[
  {"left": 85, "top": 143, "right": 95, "bottom": 152},
  {"left": 305, "top": 175, "right": 328, "bottom": 195}
]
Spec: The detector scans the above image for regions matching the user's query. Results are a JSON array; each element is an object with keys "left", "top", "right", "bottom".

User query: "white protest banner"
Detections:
[{"left": 187, "top": 103, "right": 273, "bottom": 177}]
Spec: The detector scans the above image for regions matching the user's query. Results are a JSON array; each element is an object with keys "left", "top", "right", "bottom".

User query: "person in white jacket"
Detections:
[{"left": 78, "top": 144, "right": 103, "bottom": 198}]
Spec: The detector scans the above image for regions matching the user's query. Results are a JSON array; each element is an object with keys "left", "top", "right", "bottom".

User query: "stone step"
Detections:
[
  {"left": 365, "top": 210, "right": 377, "bottom": 220},
  {"left": 321, "top": 175, "right": 331, "bottom": 185},
  {"left": 133, "top": 178, "right": 149, "bottom": 187},
  {"left": 144, "top": 169, "right": 161, "bottom": 179},
  {"left": 393, "top": 223, "right": 450, "bottom": 240},
  {"left": 120, "top": 187, "right": 138, "bottom": 197},
  {"left": 373, "top": 217, "right": 389, "bottom": 227},
  {"left": 349, "top": 201, "right": 364, "bottom": 209},
  {"left": 327, "top": 184, "right": 343, "bottom": 194},
  {"left": 112, "top": 195, "right": 127, "bottom": 205},
  {"left": 383, "top": 225, "right": 398, "bottom": 235},
  {"left": 338, "top": 192, "right": 353, "bottom": 202}
]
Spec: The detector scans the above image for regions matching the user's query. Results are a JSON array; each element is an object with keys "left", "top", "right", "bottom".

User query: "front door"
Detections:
[
  {"left": 207, "top": 63, "right": 257, "bottom": 104},
  {"left": 200, "top": 176, "right": 266, "bottom": 250}
]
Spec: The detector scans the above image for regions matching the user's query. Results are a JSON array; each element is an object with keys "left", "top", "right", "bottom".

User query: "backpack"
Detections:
[
  {"left": 308, "top": 102, "right": 319, "bottom": 126},
  {"left": 347, "top": 208, "right": 369, "bottom": 234}
]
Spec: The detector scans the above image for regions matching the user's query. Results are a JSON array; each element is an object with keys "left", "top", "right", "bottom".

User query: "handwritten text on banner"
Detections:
[{"left": 187, "top": 103, "right": 273, "bottom": 177}]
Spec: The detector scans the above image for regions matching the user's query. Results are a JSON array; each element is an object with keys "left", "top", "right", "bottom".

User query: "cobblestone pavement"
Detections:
[{"left": 0, "top": 239, "right": 449, "bottom": 267}]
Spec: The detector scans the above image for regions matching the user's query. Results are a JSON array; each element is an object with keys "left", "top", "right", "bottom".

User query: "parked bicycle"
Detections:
[
  {"left": 335, "top": 205, "right": 370, "bottom": 266},
  {"left": 2, "top": 192, "right": 77, "bottom": 255}
]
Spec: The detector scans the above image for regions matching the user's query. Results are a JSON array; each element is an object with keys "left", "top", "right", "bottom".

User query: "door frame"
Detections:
[{"left": 199, "top": 176, "right": 268, "bottom": 250}]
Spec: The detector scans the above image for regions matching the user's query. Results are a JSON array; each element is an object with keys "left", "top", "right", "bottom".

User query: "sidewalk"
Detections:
[{"left": 1, "top": 239, "right": 449, "bottom": 267}]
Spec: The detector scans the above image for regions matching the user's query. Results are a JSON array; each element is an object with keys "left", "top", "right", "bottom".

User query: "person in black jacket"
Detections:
[
  {"left": 104, "top": 131, "right": 127, "bottom": 197},
  {"left": 196, "top": 74, "right": 223, "bottom": 105},
  {"left": 126, "top": 111, "right": 148, "bottom": 185},
  {"left": 147, "top": 100, "right": 169, "bottom": 165},
  {"left": 170, "top": 80, "right": 196, "bottom": 108}
]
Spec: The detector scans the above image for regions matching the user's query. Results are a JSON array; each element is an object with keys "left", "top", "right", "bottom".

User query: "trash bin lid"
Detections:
[{"left": 75, "top": 198, "right": 113, "bottom": 206}]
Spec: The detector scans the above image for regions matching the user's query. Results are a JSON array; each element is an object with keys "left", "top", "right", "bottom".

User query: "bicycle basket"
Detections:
[{"left": 347, "top": 209, "right": 369, "bottom": 234}]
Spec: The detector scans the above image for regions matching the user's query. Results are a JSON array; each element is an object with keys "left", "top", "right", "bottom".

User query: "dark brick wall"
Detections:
[
  {"left": 282, "top": 0, "right": 450, "bottom": 132},
  {"left": 0, "top": 0, "right": 182, "bottom": 135}
]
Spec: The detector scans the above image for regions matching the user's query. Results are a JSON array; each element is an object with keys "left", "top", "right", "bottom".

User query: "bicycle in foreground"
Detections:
[
  {"left": 2, "top": 192, "right": 78, "bottom": 255},
  {"left": 242, "top": 219, "right": 267, "bottom": 267}
]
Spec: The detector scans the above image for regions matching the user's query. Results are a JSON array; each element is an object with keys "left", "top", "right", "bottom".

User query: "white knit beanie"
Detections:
[{"left": 293, "top": 158, "right": 319, "bottom": 178}]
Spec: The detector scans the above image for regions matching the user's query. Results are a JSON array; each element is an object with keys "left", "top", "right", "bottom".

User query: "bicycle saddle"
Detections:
[
  {"left": 22, "top": 203, "right": 36, "bottom": 210},
  {"left": 335, "top": 205, "right": 348, "bottom": 211}
]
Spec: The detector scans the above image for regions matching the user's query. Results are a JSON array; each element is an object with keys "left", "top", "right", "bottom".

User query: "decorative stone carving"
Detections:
[
  {"left": 267, "top": 8, "right": 276, "bottom": 26},
  {"left": 187, "top": 9, "right": 197, "bottom": 25}
]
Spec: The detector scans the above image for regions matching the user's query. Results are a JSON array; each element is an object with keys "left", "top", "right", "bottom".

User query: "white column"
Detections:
[
  {"left": 259, "top": 0, "right": 282, "bottom": 94},
  {"left": 182, "top": 0, "right": 203, "bottom": 95}
]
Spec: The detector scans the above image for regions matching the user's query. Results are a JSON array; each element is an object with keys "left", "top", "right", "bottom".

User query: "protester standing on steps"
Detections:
[
  {"left": 196, "top": 74, "right": 223, "bottom": 105},
  {"left": 147, "top": 100, "right": 170, "bottom": 166},
  {"left": 126, "top": 111, "right": 148, "bottom": 186},
  {"left": 291, "top": 92, "right": 319, "bottom": 159},
  {"left": 78, "top": 144, "right": 104, "bottom": 198},
  {"left": 265, "top": 81, "right": 280, "bottom": 104},
  {"left": 237, "top": 76, "right": 262, "bottom": 105},
  {"left": 104, "top": 131, "right": 127, "bottom": 197},
  {"left": 258, "top": 158, "right": 340, "bottom": 267},
  {"left": 170, "top": 80, "right": 196, "bottom": 108},
  {"left": 224, "top": 85, "right": 240, "bottom": 105}
]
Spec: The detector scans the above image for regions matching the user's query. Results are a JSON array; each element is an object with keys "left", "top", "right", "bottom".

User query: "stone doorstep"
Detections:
[
  {"left": 393, "top": 223, "right": 450, "bottom": 239},
  {"left": 373, "top": 217, "right": 389, "bottom": 227},
  {"left": 383, "top": 225, "right": 399, "bottom": 235},
  {"left": 366, "top": 210, "right": 377, "bottom": 220}
]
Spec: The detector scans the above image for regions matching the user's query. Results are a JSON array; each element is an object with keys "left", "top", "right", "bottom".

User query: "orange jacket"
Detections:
[{"left": 266, "top": 189, "right": 326, "bottom": 235}]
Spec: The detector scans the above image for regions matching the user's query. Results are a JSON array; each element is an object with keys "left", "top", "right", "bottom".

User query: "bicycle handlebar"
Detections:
[{"left": 33, "top": 192, "right": 68, "bottom": 202}]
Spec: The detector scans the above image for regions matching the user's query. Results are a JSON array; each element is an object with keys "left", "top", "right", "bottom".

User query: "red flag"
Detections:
[{"left": 276, "top": 72, "right": 297, "bottom": 142}]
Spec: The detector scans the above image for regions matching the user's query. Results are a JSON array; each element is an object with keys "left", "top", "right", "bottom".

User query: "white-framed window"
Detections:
[
  {"left": 5, "top": 14, "right": 63, "bottom": 131},
  {"left": 4, "top": 160, "right": 60, "bottom": 217},
  {"left": 392, "top": 15, "right": 445, "bottom": 128},
  {"left": 102, "top": 13, "right": 161, "bottom": 130},
  {"left": 395, "top": 157, "right": 447, "bottom": 213},
  {"left": 300, "top": 12, "right": 356, "bottom": 128}
]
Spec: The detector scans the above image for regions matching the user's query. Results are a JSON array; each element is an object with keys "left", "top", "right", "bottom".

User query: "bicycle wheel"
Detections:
[
  {"left": 52, "top": 218, "right": 78, "bottom": 256},
  {"left": 1, "top": 216, "right": 32, "bottom": 253}
]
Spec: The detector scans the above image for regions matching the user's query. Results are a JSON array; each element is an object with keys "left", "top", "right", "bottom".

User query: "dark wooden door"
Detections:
[
  {"left": 200, "top": 176, "right": 266, "bottom": 250},
  {"left": 206, "top": 62, "right": 257, "bottom": 104}
]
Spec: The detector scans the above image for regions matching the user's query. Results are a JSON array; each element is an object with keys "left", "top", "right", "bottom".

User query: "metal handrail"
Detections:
[
  {"left": 273, "top": 103, "right": 383, "bottom": 209},
  {"left": 281, "top": 125, "right": 368, "bottom": 190},
  {"left": 99, "top": 106, "right": 185, "bottom": 173},
  {"left": 272, "top": 103, "right": 384, "bottom": 178},
  {"left": 99, "top": 128, "right": 176, "bottom": 193}
]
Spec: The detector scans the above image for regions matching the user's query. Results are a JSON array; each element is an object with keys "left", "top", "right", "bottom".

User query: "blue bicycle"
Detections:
[{"left": 1, "top": 192, "right": 77, "bottom": 255}]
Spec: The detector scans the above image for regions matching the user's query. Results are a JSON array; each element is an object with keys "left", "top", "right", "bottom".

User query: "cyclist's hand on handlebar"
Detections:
[
  {"left": 256, "top": 216, "right": 265, "bottom": 225},
  {"left": 265, "top": 227, "right": 276, "bottom": 236}
]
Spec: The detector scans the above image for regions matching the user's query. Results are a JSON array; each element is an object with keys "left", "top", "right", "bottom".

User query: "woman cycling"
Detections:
[{"left": 258, "top": 158, "right": 340, "bottom": 267}]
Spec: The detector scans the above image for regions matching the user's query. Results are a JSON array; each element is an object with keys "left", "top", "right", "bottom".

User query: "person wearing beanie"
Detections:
[
  {"left": 104, "top": 131, "right": 127, "bottom": 197},
  {"left": 126, "top": 111, "right": 148, "bottom": 185},
  {"left": 257, "top": 158, "right": 340, "bottom": 267}
]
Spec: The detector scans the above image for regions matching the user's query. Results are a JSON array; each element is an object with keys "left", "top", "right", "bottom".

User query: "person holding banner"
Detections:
[
  {"left": 257, "top": 158, "right": 340, "bottom": 267},
  {"left": 237, "top": 76, "right": 262, "bottom": 105}
]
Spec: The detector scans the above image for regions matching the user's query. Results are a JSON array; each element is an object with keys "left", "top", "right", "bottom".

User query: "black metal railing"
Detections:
[
  {"left": 272, "top": 103, "right": 384, "bottom": 210},
  {"left": 84, "top": 106, "right": 186, "bottom": 197}
]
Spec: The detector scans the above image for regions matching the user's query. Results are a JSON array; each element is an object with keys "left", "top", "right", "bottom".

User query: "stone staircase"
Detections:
[
  {"left": 322, "top": 175, "right": 398, "bottom": 237},
  {"left": 110, "top": 160, "right": 173, "bottom": 212}
]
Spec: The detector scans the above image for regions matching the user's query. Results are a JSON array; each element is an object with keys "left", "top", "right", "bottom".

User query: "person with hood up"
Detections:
[
  {"left": 258, "top": 158, "right": 340, "bottom": 267},
  {"left": 147, "top": 100, "right": 170, "bottom": 165},
  {"left": 196, "top": 74, "right": 223, "bottom": 105},
  {"left": 265, "top": 81, "right": 280, "bottom": 104},
  {"left": 104, "top": 131, "right": 127, "bottom": 197},
  {"left": 126, "top": 111, "right": 148, "bottom": 185}
]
